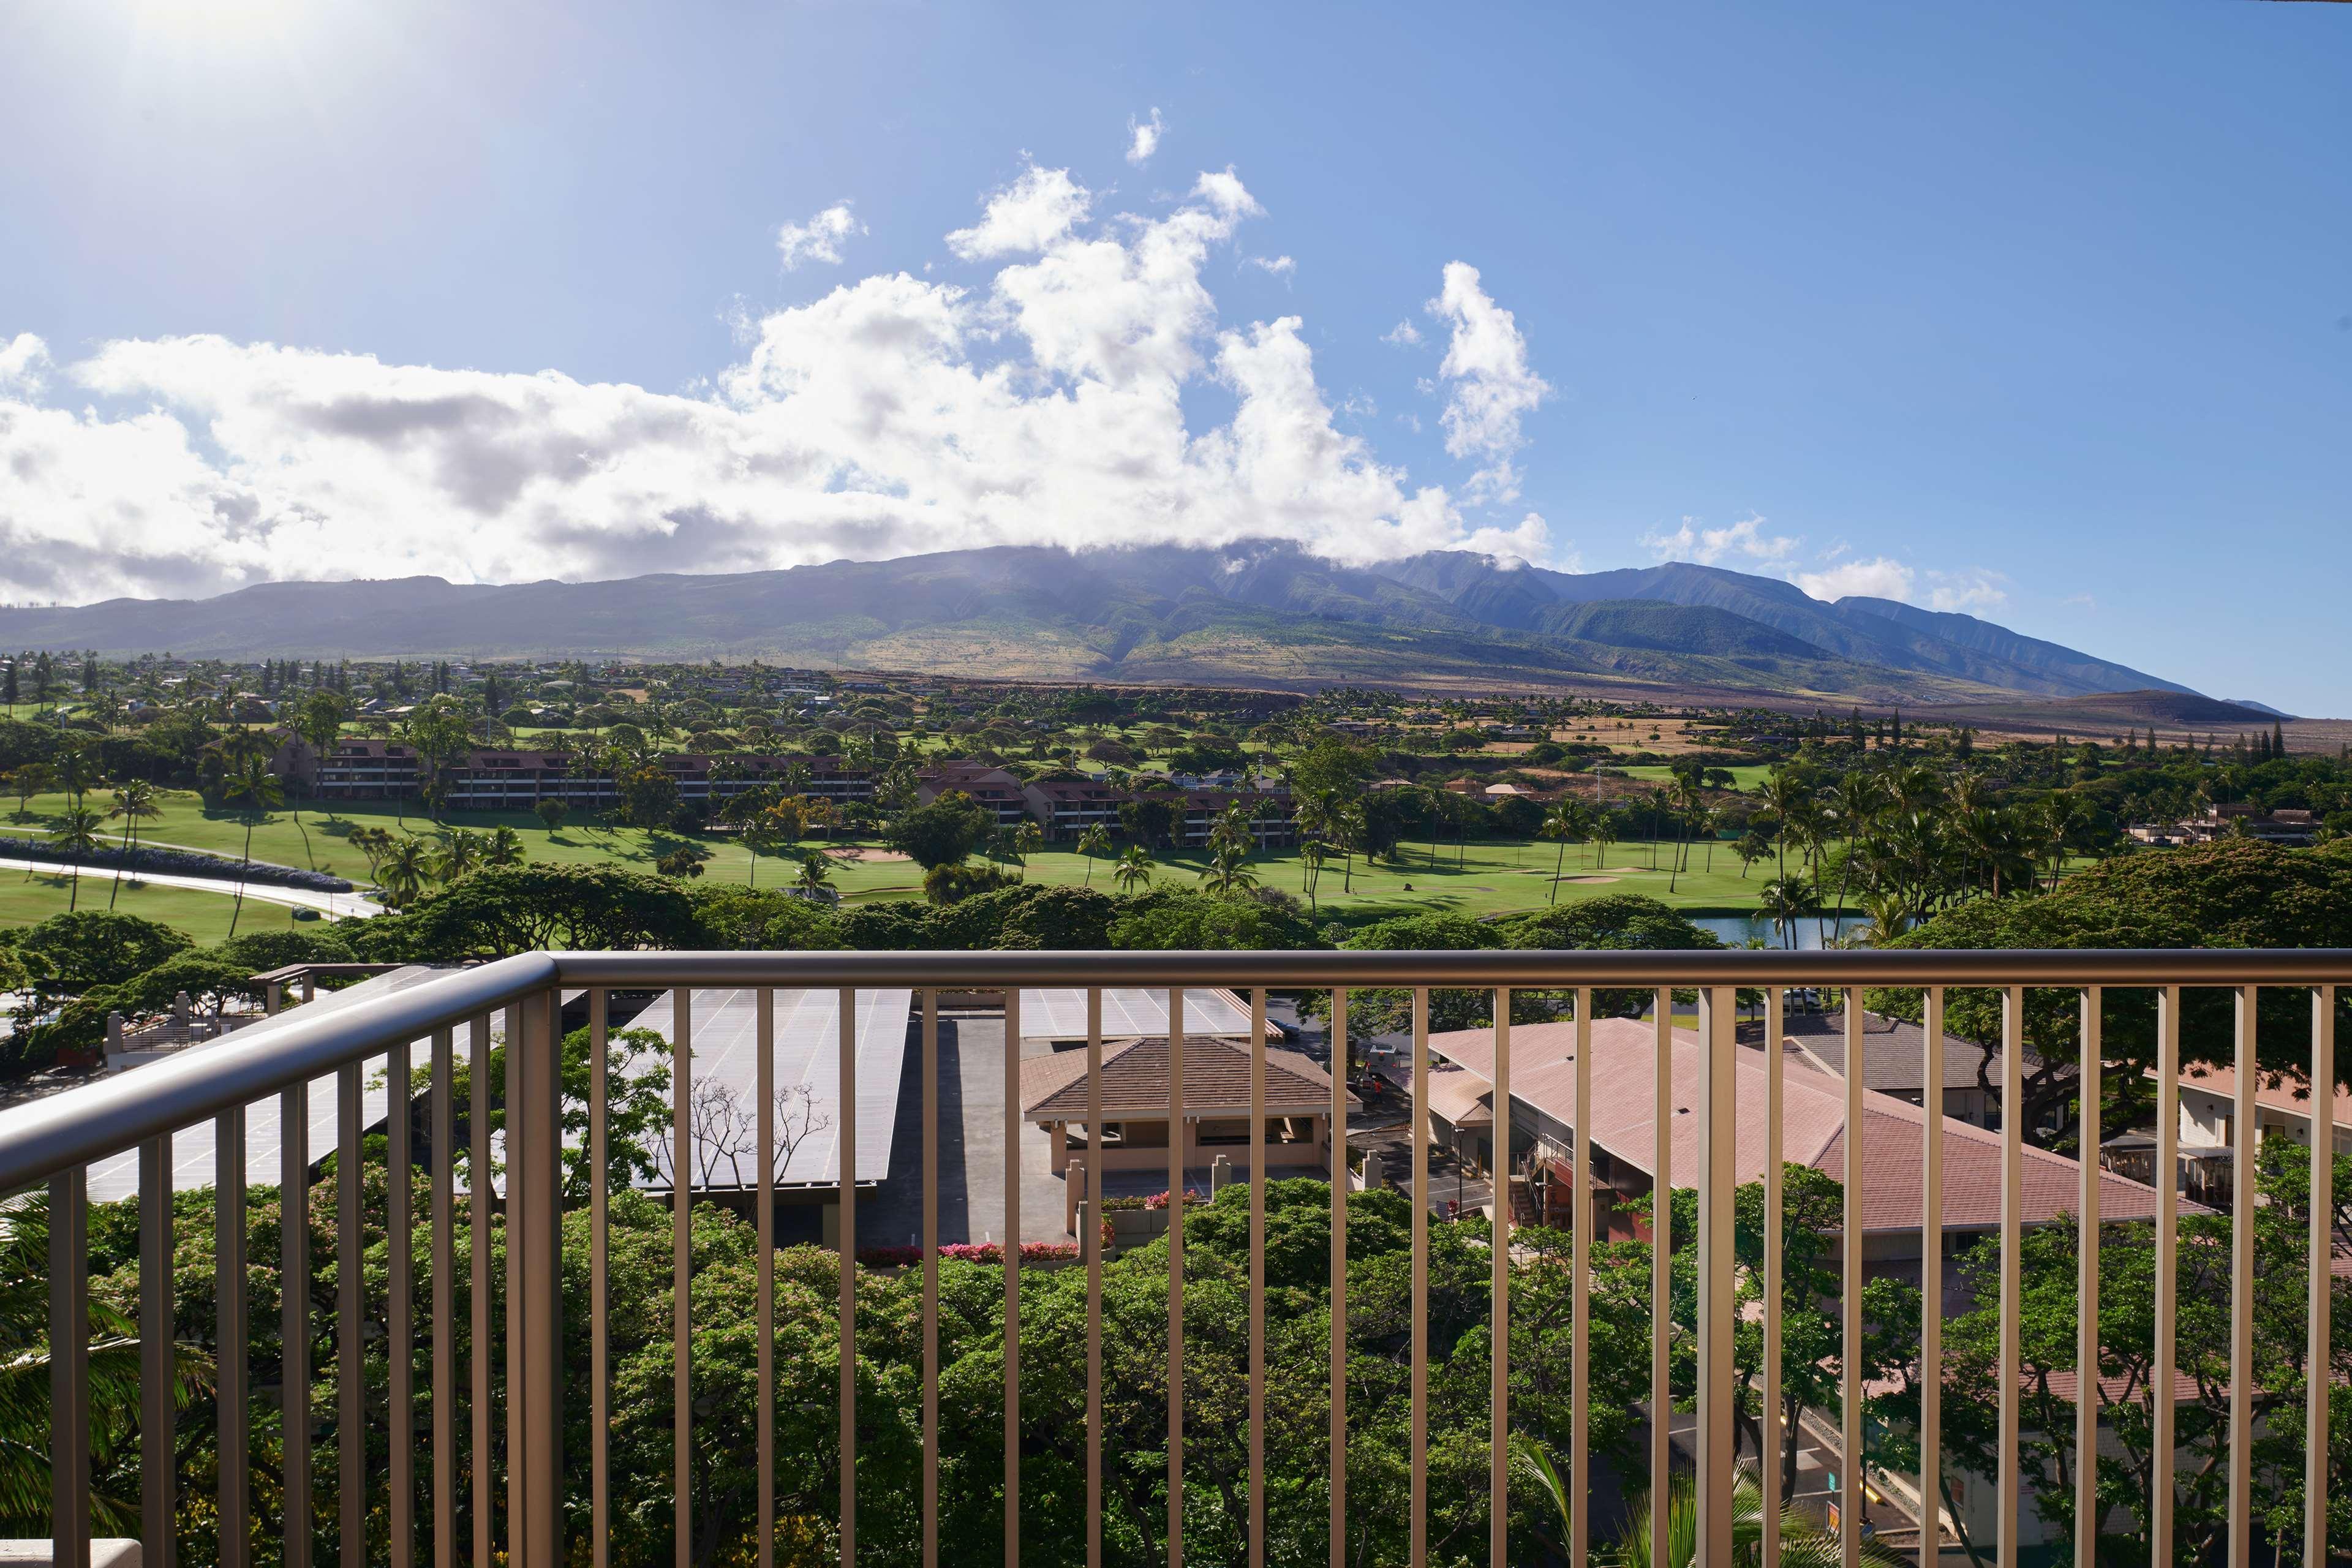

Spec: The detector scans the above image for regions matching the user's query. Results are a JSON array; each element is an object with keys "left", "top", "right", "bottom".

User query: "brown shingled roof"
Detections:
[
  {"left": 1020, "top": 1037, "right": 1357, "bottom": 1122},
  {"left": 1430, "top": 1017, "right": 2179, "bottom": 1235}
]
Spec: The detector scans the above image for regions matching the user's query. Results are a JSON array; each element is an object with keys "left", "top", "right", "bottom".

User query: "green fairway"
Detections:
[
  {"left": 0, "top": 870, "right": 266, "bottom": 945},
  {"left": 1613, "top": 763, "right": 1774, "bottom": 792},
  {"left": 8, "top": 790, "right": 1781, "bottom": 931}
]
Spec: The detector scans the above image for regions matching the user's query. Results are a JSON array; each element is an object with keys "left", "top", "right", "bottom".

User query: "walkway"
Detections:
[{"left": 0, "top": 858, "right": 383, "bottom": 919}]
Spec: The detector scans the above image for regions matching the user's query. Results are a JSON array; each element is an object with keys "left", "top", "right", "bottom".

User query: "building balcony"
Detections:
[{"left": 0, "top": 948, "right": 2343, "bottom": 1567}]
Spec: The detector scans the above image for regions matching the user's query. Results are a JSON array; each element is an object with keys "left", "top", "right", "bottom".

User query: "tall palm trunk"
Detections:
[{"left": 230, "top": 818, "right": 253, "bottom": 937}]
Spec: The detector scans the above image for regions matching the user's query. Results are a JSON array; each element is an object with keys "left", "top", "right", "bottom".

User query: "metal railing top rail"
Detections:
[
  {"left": 3, "top": 943, "right": 2347, "bottom": 1194},
  {"left": 0, "top": 951, "right": 556, "bottom": 1193},
  {"left": 547, "top": 944, "right": 2352, "bottom": 988}
]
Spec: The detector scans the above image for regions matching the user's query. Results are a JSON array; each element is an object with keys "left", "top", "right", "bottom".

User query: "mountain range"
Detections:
[{"left": 0, "top": 543, "right": 2206, "bottom": 709}]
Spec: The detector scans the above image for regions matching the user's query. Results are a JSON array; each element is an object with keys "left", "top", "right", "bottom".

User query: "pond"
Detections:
[{"left": 1690, "top": 913, "right": 1866, "bottom": 951}]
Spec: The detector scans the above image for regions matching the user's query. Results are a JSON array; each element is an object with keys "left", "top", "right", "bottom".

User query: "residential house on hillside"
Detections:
[{"left": 914, "top": 762, "right": 1031, "bottom": 827}]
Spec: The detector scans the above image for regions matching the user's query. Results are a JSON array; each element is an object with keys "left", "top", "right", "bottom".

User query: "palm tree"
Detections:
[
  {"left": 1759, "top": 875, "right": 1822, "bottom": 949},
  {"left": 1508, "top": 1436, "right": 1899, "bottom": 1568},
  {"left": 1074, "top": 822, "right": 1112, "bottom": 886},
  {"left": 1199, "top": 842, "right": 1258, "bottom": 894},
  {"left": 1113, "top": 843, "right": 1155, "bottom": 894},
  {"left": 0, "top": 1192, "right": 211, "bottom": 1537},
  {"left": 1858, "top": 886, "right": 1912, "bottom": 946},
  {"left": 377, "top": 834, "right": 434, "bottom": 909},
  {"left": 1013, "top": 819, "right": 1045, "bottom": 872},
  {"left": 1537, "top": 802, "right": 1581, "bottom": 906},
  {"left": 217, "top": 755, "right": 284, "bottom": 937},
  {"left": 434, "top": 827, "right": 487, "bottom": 885},
  {"left": 104, "top": 780, "right": 159, "bottom": 910},
  {"left": 1757, "top": 767, "right": 1813, "bottom": 883},
  {"left": 794, "top": 850, "right": 834, "bottom": 899},
  {"left": 1828, "top": 770, "right": 1887, "bottom": 924},
  {"left": 53, "top": 805, "right": 104, "bottom": 912},
  {"left": 1333, "top": 800, "right": 1368, "bottom": 894},
  {"left": 1300, "top": 839, "right": 1327, "bottom": 914},
  {"left": 483, "top": 824, "right": 527, "bottom": 868}
]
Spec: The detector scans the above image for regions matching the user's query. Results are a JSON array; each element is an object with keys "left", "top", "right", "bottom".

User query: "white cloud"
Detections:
[
  {"left": 1643, "top": 513, "right": 1800, "bottom": 567},
  {"left": 945, "top": 164, "right": 1093, "bottom": 260},
  {"left": 1428, "top": 262, "right": 1549, "bottom": 503},
  {"left": 775, "top": 202, "right": 864, "bottom": 271},
  {"left": 1793, "top": 557, "right": 1915, "bottom": 603},
  {"left": 1381, "top": 320, "right": 1422, "bottom": 347},
  {"left": 1126, "top": 107, "right": 1164, "bottom": 166},
  {"left": 1925, "top": 568, "right": 2008, "bottom": 614},
  {"left": 0, "top": 333, "right": 50, "bottom": 394},
  {"left": 0, "top": 157, "right": 1548, "bottom": 604},
  {"left": 1243, "top": 254, "right": 1295, "bottom": 277}
]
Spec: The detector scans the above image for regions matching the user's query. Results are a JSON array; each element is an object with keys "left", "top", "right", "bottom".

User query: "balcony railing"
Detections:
[{"left": 0, "top": 948, "right": 2343, "bottom": 1568}]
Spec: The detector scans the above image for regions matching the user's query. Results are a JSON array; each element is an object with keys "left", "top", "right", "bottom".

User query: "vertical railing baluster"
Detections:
[
  {"left": 470, "top": 1013, "right": 492, "bottom": 1568},
  {"left": 922, "top": 989, "right": 940, "bottom": 1568},
  {"left": 1003, "top": 986, "right": 1019, "bottom": 1567},
  {"left": 510, "top": 989, "right": 564, "bottom": 1566},
  {"left": 2071, "top": 989, "right": 2097, "bottom": 1568},
  {"left": 2228, "top": 986, "right": 2256, "bottom": 1568},
  {"left": 389, "top": 1039, "right": 413, "bottom": 1568},
  {"left": 284, "top": 1079, "right": 312, "bottom": 1568},
  {"left": 673, "top": 989, "right": 693, "bottom": 1568},
  {"left": 840, "top": 986, "right": 859, "bottom": 1568},
  {"left": 1695, "top": 986, "right": 1735, "bottom": 1568},
  {"left": 1999, "top": 986, "right": 2026, "bottom": 1568},
  {"left": 1842, "top": 990, "right": 1863, "bottom": 1568},
  {"left": 2151, "top": 986, "right": 2179, "bottom": 1568},
  {"left": 504, "top": 1008, "right": 522, "bottom": 1558},
  {"left": 218, "top": 1109, "right": 250, "bottom": 1568},
  {"left": 1762, "top": 987, "right": 1782, "bottom": 1568},
  {"left": 1924, "top": 987, "right": 1947, "bottom": 1561},
  {"left": 1169, "top": 985, "right": 1186, "bottom": 1568},
  {"left": 48, "top": 1166, "right": 91, "bottom": 1568},
  {"left": 429, "top": 1028, "right": 454, "bottom": 1568},
  {"left": 1330, "top": 988, "right": 1349, "bottom": 1568},
  {"left": 2307, "top": 984, "right": 2334, "bottom": 1568},
  {"left": 1649, "top": 987, "right": 1670, "bottom": 1568},
  {"left": 1411, "top": 986, "right": 1431, "bottom": 1568},
  {"left": 1086, "top": 986, "right": 1104, "bottom": 1568},
  {"left": 1571, "top": 987, "right": 1591, "bottom": 1568},
  {"left": 1489, "top": 987, "right": 1510, "bottom": 1568},
  {"left": 754, "top": 987, "right": 772, "bottom": 1568},
  {"left": 1248, "top": 987, "right": 1267, "bottom": 1568},
  {"left": 339, "top": 1063, "right": 364, "bottom": 1568},
  {"left": 594, "top": 990, "right": 614, "bottom": 1568},
  {"left": 140, "top": 1133, "right": 175, "bottom": 1568}
]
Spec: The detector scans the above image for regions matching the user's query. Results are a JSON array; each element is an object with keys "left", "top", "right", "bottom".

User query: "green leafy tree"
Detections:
[{"left": 889, "top": 791, "right": 992, "bottom": 870}]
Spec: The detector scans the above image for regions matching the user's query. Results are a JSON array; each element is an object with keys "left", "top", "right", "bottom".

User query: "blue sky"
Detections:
[{"left": 1, "top": 1, "right": 2346, "bottom": 712}]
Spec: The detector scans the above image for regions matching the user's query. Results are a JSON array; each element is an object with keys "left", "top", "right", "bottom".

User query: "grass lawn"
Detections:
[
  {"left": 1613, "top": 763, "right": 1774, "bottom": 792},
  {"left": 9, "top": 790, "right": 1783, "bottom": 934},
  {"left": 0, "top": 869, "right": 271, "bottom": 945}
]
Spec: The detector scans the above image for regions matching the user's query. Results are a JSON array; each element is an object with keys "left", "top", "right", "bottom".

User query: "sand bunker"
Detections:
[
  {"left": 1558, "top": 875, "right": 1621, "bottom": 884},
  {"left": 823, "top": 846, "right": 912, "bottom": 862}
]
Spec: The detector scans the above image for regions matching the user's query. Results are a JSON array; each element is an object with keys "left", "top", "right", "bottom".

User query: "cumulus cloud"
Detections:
[
  {"left": 775, "top": 202, "right": 864, "bottom": 271},
  {"left": 1793, "top": 557, "right": 1915, "bottom": 603},
  {"left": 1643, "top": 514, "right": 1799, "bottom": 567},
  {"left": 1925, "top": 568, "right": 2008, "bottom": 614},
  {"left": 1381, "top": 320, "right": 1422, "bottom": 347},
  {"left": 0, "top": 159, "right": 1556, "bottom": 605},
  {"left": 1126, "top": 107, "right": 1165, "bottom": 165},
  {"left": 1428, "top": 262, "right": 1549, "bottom": 503},
  {"left": 946, "top": 164, "right": 1092, "bottom": 259},
  {"left": 1243, "top": 254, "right": 1295, "bottom": 277}
]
